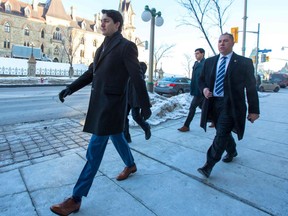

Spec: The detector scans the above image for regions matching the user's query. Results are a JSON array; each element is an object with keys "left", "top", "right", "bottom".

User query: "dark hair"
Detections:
[
  {"left": 195, "top": 48, "right": 205, "bottom": 54},
  {"left": 101, "top": 9, "right": 123, "bottom": 32},
  {"left": 221, "top": 32, "right": 234, "bottom": 42},
  {"left": 140, "top": 62, "right": 147, "bottom": 74}
]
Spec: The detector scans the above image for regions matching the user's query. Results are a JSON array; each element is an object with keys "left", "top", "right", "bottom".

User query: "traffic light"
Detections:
[
  {"left": 231, "top": 27, "right": 239, "bottom": 43},
  {"left": 266, "top": 56, "right": 270, "bottom": 62},
  {"left": 261, "top": 54, "right": 266, "bottom": 62}
]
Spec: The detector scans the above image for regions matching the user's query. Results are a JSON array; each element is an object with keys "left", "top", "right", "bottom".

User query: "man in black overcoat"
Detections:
[
  {"left": 50, "top": 10, "right": 151, "bottom": 215},
  {"left": 197, "top": 33, "right": 260, "bottom": 178}
]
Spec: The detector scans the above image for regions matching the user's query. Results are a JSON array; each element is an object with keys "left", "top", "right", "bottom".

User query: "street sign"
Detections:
[{"left": 258, "top": 49, "right": 272, "bottom": 53}]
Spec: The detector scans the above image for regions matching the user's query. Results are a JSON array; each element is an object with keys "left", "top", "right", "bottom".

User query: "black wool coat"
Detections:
[
  {"left": 68, "top": 32, "right": 150, "bottom": 136},
  {"left": 198, "top": 52, "right": 260, "bottom": 140}
]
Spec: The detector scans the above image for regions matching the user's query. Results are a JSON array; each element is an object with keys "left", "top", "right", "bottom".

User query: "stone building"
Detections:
[{"left": 0, "top": 0, "right": 144, "bottom": 66}]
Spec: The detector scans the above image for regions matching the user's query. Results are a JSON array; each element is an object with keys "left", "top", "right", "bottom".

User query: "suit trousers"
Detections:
[
  {"left": 206, "top": 97, "right": 237, "bottom": 167},
  {"left": 131, "top": 107, "right": 150, "bottom": 132},
  {"left": 124, "top": 105, "right": 150, "bottom": 137},
  {"left": 73, "top": 133, "right": 135, "bottom": 197},
  {"left": 184, "top": 95, "right": 204, "bottom": 127}
]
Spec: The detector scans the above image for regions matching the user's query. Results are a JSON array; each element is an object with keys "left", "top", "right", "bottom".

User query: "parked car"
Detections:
[
  {"left": 154, "top": 77, "right": 191, "bottom": 96},
  {"left": 258, "top": 80, "right": 280, "bottom": 92},
  {"left": 270, "top": 73, "right": 288, "bottom": 88}
]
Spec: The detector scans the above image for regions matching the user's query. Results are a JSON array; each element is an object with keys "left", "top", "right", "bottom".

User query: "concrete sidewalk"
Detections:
[{"left": 0, "top": 92, "right": 288, "bottom": 216}]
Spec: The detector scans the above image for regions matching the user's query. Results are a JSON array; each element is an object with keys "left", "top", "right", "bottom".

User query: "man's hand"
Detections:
[
  {"left": 141, "top": 107, "right": 152, "bottom": 120},
  {"left": 247, "top": 113, "right": 259, "bottom": 123},
  {"left": 203, "top": 88, "right": 212, "bottom": 99},
  {"left": 59, "top": 88, "right": 72, "bottom": 103}
]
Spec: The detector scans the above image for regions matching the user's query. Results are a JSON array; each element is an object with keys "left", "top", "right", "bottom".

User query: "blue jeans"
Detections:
[{"left": 73, "top": 133, "right": 135, "bottom": 197}]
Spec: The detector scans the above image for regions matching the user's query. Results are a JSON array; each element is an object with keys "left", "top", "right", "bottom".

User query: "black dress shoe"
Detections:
[
  {"left": 197, "top": 163, "right": 213, "bottom": 178},
  {"left": 222, "top": 151, "right": 238, "bottom": 163},
  {"left": 144, "top": 125, "right": 151, "bottom": 140}
]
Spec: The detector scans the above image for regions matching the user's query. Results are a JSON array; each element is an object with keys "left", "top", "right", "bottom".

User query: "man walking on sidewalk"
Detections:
[
  {"left": 50, "top": 9, "right": 151, "bottom": 216},
  {"left": 197, "top": 33, "right": 259, "bottom": 178},
  {"left": 178, "top": 48, "right": 205, "bottom": 132}
]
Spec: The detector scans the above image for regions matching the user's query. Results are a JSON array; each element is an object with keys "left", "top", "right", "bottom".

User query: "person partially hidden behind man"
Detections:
[
  {"left": 178, "top": 48, "right": 205, "bottom": 132},
  {"left": 50, "top": 9, "right": 151, "bottom": 216},
  {"left": 197, "top": 32, "right": 260, "bottom": 178},
  {"left": 124, "top": 61, "right": 151, "bottom": 143}
]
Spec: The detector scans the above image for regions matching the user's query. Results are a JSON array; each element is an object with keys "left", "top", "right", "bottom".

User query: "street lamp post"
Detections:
[
  {"left": 141, "top": 5, "right": 164, "bottom": 93},
  {"left": 242, "top": 0, "right": 248, "bottom": 56}
]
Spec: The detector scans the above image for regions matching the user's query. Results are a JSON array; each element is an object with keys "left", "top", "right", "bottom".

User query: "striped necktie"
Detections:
[{"left": 214, "top": 56, "right": 227, "bottom": 96}]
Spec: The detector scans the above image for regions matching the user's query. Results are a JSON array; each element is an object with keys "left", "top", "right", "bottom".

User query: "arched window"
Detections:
[
  {"left": 52, "top": 28, "right": 62, "bottom": 41},
  {"left": 41, "top": 30, "right": 45, "bottom": 38},
  {"left": 24, "top": 26, "right": 30, "bottom": 36},
  {"left": 41, "top": 44, "right": 44, "bottom": 53},
  {"left": 4, "top": 22, "right": 11, "bottom": 33}
]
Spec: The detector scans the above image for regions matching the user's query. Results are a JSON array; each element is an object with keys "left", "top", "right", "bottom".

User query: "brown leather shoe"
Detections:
[
  {"left": 50, "top": 197, "right": 81, "bottom": 216},
  {"left": 116, "top": 164, "right": 137, "bottom": 181},
  {"left": 178, "top": 126, "right": 189, "bottom": 132}
]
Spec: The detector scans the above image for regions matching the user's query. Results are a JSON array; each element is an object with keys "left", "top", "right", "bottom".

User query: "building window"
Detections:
[
  {"left": 81, "top": 22, "right": 86, "bottom": 30},
  {"left": 24, "top": 27, "right": 30, "bottom": 36},
  {"left": 4, "top": 22, "right": 11, "bottom": 33},
  {"left": 5, "top": 3, "right": 12, "bottom": 12},
  {"left": 80, "top": 37, "right": 85, "bottom": 45},
  {"left": 54, "top": 46, "right": 60, "bottom": 55},
  {"left": 25, "top": 8, "right": 31, "bottom": 17},
  {"left": 93, "top": 39, "right": 97, "bottom": 47},
  {"left": 4, "top": 40, "right": 10, "bottom": 49},
  {"left": 80, "top": 50, "right": 84, "bottom": 57},
  {"left": 53, "top": 28, "right": 62, "bottom": 41},
  {"left": 41, "top": 44, "right": 44, "bottom": 53},
  {"left": 41, "top": 30, "right": 45, "bottom": 38}
]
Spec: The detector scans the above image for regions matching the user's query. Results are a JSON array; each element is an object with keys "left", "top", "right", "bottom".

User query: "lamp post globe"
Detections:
[{"left": 155, "top": 16, "right": 164, "bottom": 27}]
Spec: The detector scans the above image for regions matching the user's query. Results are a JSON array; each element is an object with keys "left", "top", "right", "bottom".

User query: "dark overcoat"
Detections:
[
  {"left": 68, "top": 32, "right": 150, "bottom": 136},
  {"left": 190, "top": 58, "right": 205, "bottom": 96},
  {"left": 198, "top": 52, "right": 260, "bottom": 140}
]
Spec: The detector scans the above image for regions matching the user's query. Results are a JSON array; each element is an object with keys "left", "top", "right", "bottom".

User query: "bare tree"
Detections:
[
  {"left": 182, "top": 53, "right": 193, "bottom": 78},
  {"left": 61, "top": 27, "right": 83, "bottom": 77},
  {"left": 177, "top": 0, "right": 234, "bottom": 55},
  {"left": 154, "top": 43, "right": 176, "bottom": 77}
]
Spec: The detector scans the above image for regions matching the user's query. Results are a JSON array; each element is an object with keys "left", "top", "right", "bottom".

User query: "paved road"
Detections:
[{"left": 0, "top": 86, "right": 90, "bottom": 126}]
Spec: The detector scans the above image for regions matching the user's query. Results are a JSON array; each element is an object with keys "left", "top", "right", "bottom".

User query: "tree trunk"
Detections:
[{"left": 69, "top": 66, "right": 74, "bottom": 78}]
